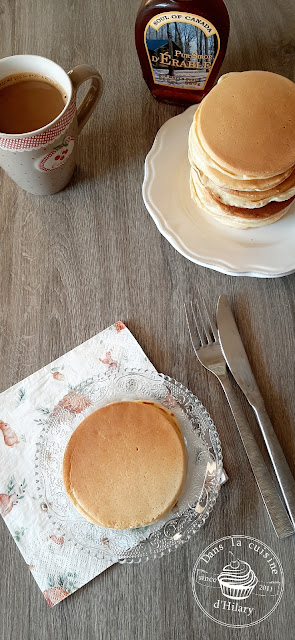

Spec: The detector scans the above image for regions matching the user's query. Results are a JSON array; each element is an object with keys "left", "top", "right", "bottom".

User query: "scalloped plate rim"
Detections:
[{"left": 142, "top": 105, "right": 295, "bottom": 278}]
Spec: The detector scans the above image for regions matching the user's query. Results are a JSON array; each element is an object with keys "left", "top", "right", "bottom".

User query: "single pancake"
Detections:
[
  {"left": 63, "top": 400, "right": 186, "bottom": 529},
  {"left": 197, "top": 71, "right": 295, "bottom": 177},
  {"left": 188, "top": 119, "right": 293, "bottom": 191},
  {"left": 190, "top": 170, "right": 295, "bottom": 229},
  {"left": 195, "top": 167, "right": 295, "bottom": 208}
]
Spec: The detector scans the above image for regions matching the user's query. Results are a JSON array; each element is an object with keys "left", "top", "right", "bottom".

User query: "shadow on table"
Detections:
[{"left": 64, "top": 95, "right": 182, "bottom": 192}]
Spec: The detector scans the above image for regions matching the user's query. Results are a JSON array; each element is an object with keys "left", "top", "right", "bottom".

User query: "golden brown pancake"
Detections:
[
  {"left": 188, "top": 72, "right": 295, "bottom": 228},
  {"left": 188, "top": 112, "right": 293, "bottom": 190},
  {"left": 195, "top": 167, "right": 295, "bottom": 208},
  {"left": 197, "top": 71, "right": 295, "bottom": 177},
  {"left": 190, "top": 169, "right": 295, "bottom": 229},
  {"left": 63, "top": 400, "right": 186, "bottom": 529}
]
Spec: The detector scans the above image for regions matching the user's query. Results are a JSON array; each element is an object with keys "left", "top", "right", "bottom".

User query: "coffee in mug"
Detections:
[
  {"left": 0, "top": 55, "right": 103, "bottom": 195},
  {"left": 0, "top": 73, "right": 67, "bottom": 134}
]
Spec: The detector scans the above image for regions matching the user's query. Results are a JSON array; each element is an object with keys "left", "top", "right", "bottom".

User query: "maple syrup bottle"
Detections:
[{"left": 135, "top": 0, "right": 230, "bottom": 106}]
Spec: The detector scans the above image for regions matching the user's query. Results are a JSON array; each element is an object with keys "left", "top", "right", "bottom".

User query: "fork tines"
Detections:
[{"left": 184, "top": 300, "right": 218, "bottom": 351}]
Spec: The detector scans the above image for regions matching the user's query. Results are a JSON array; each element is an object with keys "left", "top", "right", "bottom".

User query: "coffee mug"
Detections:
[{"left": 0, "top": 55, "right": 103, "bottom": 195}]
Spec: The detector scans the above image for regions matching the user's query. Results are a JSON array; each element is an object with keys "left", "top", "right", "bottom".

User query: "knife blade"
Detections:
[{"left": 217, "top": 294, "right": 295, "bottom": 530}]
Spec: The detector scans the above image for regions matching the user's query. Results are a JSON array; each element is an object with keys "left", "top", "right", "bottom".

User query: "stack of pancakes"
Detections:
[
  {"left": 189, "top": 71, "right": 295, "bottom": 228},
  {"left": 63, "top": 400, "right": 186, "bottom": 529}
]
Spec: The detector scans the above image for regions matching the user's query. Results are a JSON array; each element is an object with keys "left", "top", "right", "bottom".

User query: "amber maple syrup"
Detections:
[{"left": 135, "top": 0, "right": 230, "bottom": 106}]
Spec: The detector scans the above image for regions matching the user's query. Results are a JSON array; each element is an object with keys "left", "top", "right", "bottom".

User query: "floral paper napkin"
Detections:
[
  {"left": 0, "top": 322, "right": 158, "bottom": 607},
  {"left": 0, "top": 322, "right": 226, "bottom": 607}
]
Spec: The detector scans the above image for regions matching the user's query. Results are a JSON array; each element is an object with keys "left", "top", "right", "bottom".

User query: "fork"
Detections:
[{"left": 185, "top": 300, "right": 294, "bottom": 538}]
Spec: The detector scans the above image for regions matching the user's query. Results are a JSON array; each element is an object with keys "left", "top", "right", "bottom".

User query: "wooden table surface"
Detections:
[{"left": 0, "top": 0, "right": 295, "bottom": 638}]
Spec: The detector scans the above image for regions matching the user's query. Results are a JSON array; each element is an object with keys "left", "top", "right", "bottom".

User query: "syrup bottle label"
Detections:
[{"left": 144, "top": 12, "right": 220, "bottom": 91}]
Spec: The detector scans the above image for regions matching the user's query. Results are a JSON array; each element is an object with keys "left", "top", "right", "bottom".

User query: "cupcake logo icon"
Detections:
[
  {"left": 192, "top": 535, "right": 284, "bottom": 628},
  {"left": 217, "top": 555, "right": 258, "bottom": 600}
]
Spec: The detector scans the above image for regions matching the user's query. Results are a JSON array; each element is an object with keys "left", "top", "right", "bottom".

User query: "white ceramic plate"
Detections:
[{"left": 143, "top": 104, "right": 295, "bottom": 278}]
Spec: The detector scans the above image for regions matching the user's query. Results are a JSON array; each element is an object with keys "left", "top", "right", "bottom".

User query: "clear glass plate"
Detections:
[{"left": 35, "top": 368, "right": 223, "bottom": 563}]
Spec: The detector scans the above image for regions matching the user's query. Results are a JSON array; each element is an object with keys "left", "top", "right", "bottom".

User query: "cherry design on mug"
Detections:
[{"left": 39, "top": 136, "right": 74, "bottom": 171}]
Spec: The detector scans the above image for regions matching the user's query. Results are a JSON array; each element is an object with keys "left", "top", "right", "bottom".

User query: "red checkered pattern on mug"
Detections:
[{"left": 0, "top": 98, "right": 76, "bottom": 150}]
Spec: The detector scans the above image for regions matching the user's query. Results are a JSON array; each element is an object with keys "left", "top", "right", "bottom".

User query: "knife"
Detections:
[{"left": 217, "top": 294, "right": 295, "bottom": 530}]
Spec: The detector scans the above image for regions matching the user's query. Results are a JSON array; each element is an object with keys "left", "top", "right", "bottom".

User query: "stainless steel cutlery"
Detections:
[
  {"left": 217, "top": 294, "right": 295, "bottom": 531},
  {"left": 185, "top": 298, "right": 295, "bottom": 538}
]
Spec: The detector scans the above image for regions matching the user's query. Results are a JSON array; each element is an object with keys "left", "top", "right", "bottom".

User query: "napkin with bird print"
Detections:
[
  {"left": 0, "top": 322, "right": 226, "bottom": 607},
  {"left": 0, "top": 322, "right": 159, "bottom": 606}
]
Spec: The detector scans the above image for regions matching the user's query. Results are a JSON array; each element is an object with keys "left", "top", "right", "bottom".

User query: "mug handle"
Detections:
[{"left": 68, "top": 64, "right": 103, "bottom": 133}]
